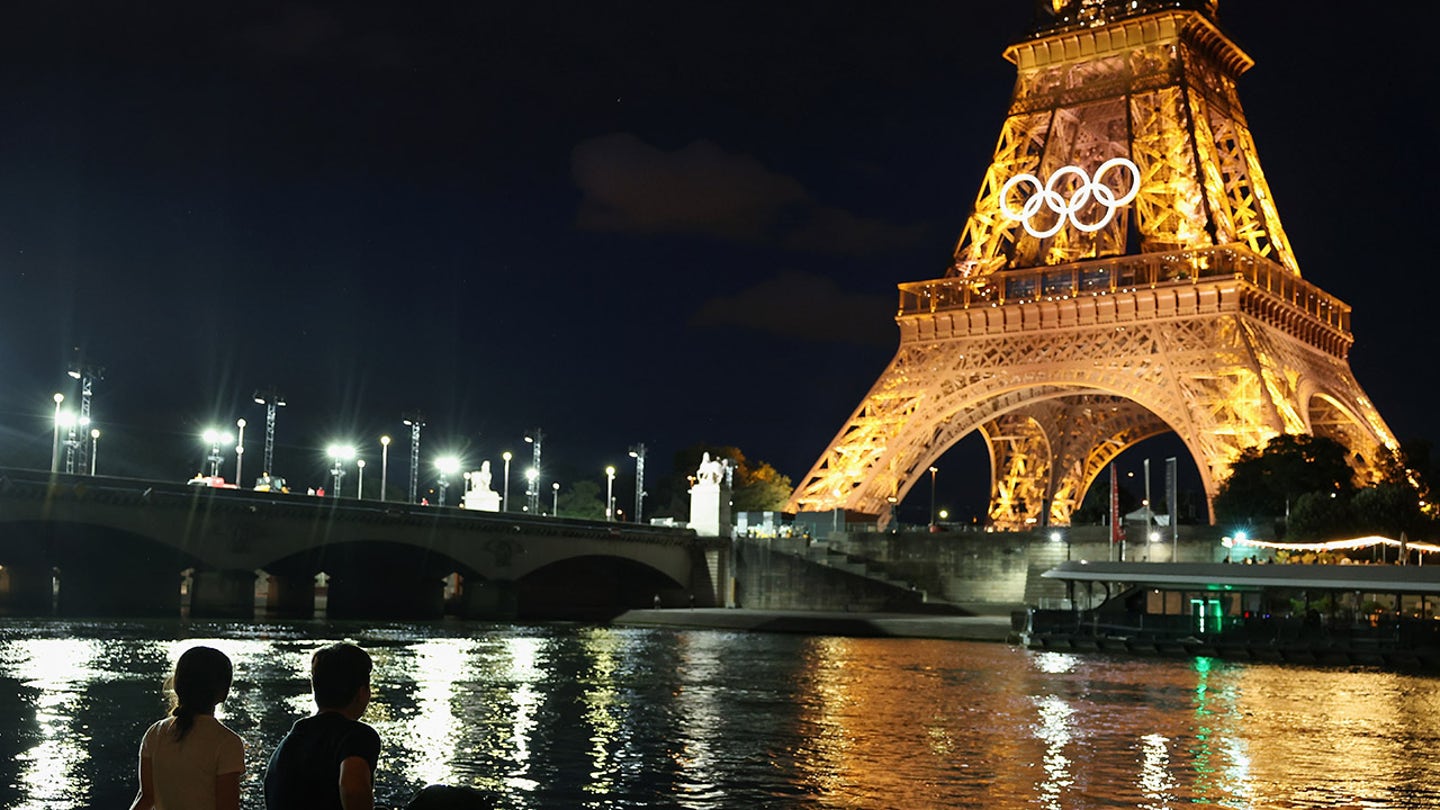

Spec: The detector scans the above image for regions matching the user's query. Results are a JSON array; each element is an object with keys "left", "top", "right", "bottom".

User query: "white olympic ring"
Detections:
[{"left": 999, "top": 157, "right": 1141, "bottom": 238}]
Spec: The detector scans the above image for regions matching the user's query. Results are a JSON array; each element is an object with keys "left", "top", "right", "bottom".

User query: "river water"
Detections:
[{"left": 4, "top": 618, "right": 1440, "bottom": 809}]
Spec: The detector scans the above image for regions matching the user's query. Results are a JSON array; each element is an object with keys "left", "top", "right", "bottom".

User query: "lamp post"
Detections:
[
  {"left": 235, "top": 418, "right": 247, "bottom": 486},
  {"left": 356, "top": 458, "right": 366, "bottom": 499},
  {"left": 379, "top": 435, "right": 391, "bottom": 502},
  {"left": 89, "top": 428, "right": 100, "bottom": 475},
  {"left": 203, "top": 429, "right": 232, "bottom": 478},
  {"left": 524, "top": 429, "right": 543, "bottom": 514},
  {"left": 252, "top": 387, "right": 286, "bottom": 478},
  {"left": 628, "top": 443, "right": 647, "bottom": 524},
  {"left": 552, "top": 481, "right": 560, "bottom": 517},
  {"left": 502, "top": 451, "right": 512, "bottom": 512},
  {"left": 436, "top": 456, "right": 461, "bottom": 507},
  {"left": 67, "top": 358, "right": 103, "bottom": 475},
  {"left": 403, "top": 411, "right": 426, "bottom": 503},
  {"left": 524, "top": 468, "right": 538, "bottom": 512},
  {"left": 55, "top": 410, "right": 79, "bottom": 474},
  {"left": 605, "top": 465, "right": 616, "bottom": 521},
  {"left": 328, "top": 445, "right": 354, "bottom": 496},
  {"left": 50, "top": 393, "right": 64, "bottom": 473},
  {"left": 929, "top": 466, "right": 939, "bottom": 528}
]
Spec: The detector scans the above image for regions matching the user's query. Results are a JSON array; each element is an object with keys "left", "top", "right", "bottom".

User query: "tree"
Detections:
[
  {"left": 1072, "top": 473, "right": 1138, "bottom": 525},
  {"left": 649, "top": 443, "right": 794, "bottom": 518},
  {"left": 1213, "top": 433, "right": 1355, "bottom": 526},
  {"left": 1285, "top": 491, "right": 1354, "bottom": 541},
  {"left": 557, "top": 479, "right": 606, "bottom": 520},
  {"left": 1351, "top": 483, "right": 1428, "bottom": 540}
]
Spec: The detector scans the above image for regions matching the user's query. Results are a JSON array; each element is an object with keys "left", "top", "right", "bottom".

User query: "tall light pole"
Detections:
[
  {"left": 436, "top": 456, "right": 461, "bottom": 506},
  {"left": 357, "top": 458, "right": 366, "bottom": 499},
  {"left": 929, "top": 466, "right": 939, "bottom": 528},
  {"left": 67, "top": 357, "right": 103, "bottom": 476},
  {"left": 328, "top": 445, "right": 354, "bottom": 496},
  {"left": 605, "top": 465, "right": 616, "bottom": 521},
  {"left": 403, "top": 411, "right": 426, "bottom": 503},
  {"left": 56, "top": 410, "right": 78, "bottom": 474},
  {"left": 252, "top": 387, "right": 286, "bottom": 476},
  {"left": 379, "top": 435, "right": 391, "bottom": 502},
  {"left": 524, "top": 468, "right": 538, "bottom": 512},
  {"left": 235, "top": 418, "right": 247, "bottom": 486},
  {"left": 552, "top": 481, "right": 560, "bottom": 516},
  {"left": 50, "top": 393, "right": 65, "bottom": 473},
  {"left": 628, "top": 443, "right": 647, "bottom": 524},
  {"left": 524, "top": 429, "right": 543, "bottom": 514},
  {"left": 203, "top": 429, "right": 233, "bottom": 477},
  {"left": 89, "top": 428, "right": 100, "bottom": 475},
  {"left": 501, "top": 451, "right": 512, "bottom": 512}
]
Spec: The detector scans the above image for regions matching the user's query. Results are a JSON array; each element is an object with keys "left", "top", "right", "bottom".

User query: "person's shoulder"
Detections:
[{"left": 138, "top": 716, "right": 176, "bottom": 755}]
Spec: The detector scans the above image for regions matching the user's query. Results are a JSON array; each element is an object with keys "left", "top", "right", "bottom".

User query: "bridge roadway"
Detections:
[{"left": 0, "top": 467, "right": 729, "bottom": 620}]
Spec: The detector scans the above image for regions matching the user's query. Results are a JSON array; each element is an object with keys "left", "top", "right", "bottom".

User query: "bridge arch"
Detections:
[{"left": 516, "top": 555, "right": 688, "bottom": 620}]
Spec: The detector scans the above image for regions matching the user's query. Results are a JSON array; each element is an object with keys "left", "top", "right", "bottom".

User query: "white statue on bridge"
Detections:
[
  {"left": 689, "top": 452, "right": 732, "bottom": 537},
  {"left": 695, "top": 452, "right": 725, "bottom": 488},
  {"left": 463, "top": 460, "right": 502, "bottom": 512}
]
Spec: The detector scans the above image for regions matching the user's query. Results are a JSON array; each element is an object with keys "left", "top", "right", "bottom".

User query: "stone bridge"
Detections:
[{"left": 0, "top": 468, "right": 729, "bottom": 620}]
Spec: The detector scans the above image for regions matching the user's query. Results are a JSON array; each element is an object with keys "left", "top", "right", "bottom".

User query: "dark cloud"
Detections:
[
  {"left": 690, "top": 270, "right": 895, "bottom": 347},
  {"left": 573, "top": 133, "right": 806, "bottom": 241},
  {"left": 784, "top": 205, "right": 930, "bottom": 257},
  {"left": 572, "top": 133, "right": 925, "bottom": 255}
]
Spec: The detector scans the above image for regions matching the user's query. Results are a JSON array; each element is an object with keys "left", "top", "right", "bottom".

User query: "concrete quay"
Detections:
[{"left": 608, "top": 607, "right": 1019, "bottom": 643}]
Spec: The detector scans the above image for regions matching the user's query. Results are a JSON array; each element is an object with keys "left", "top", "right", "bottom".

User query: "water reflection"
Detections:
[
  {"left": 5, "top": 621, "right": 1440, "bottom": 809},
  {"left": 10, "top": 638, "right": 110, "bottom": 809}
]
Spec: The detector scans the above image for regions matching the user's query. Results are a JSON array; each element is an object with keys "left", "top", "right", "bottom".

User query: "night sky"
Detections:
[{"left": 2, "top": 2, "right": 1436, "bottom": 522}]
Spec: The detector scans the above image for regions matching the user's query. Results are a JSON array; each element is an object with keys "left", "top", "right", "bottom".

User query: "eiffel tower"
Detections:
[{"left": 787, "top": 0, "right": 1397, "bottom": 529}]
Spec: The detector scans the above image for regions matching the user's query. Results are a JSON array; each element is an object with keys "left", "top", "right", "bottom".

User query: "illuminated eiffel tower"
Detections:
[{"left": 787, "top": 0, "right": 1397, "bottom": 529}]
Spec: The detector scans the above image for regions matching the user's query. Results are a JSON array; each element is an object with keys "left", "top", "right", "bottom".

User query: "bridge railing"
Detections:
[
  {"left": 0, "top": 467, "right": 705, "bottom": 545},
  {"left": 898, "top": 245, "right": 1351, "bottom": 333}
]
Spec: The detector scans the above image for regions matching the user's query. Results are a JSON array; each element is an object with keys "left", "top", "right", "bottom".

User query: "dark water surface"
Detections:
[{"left": 4, "top": 618, "right": 1440, "bottom": 809}]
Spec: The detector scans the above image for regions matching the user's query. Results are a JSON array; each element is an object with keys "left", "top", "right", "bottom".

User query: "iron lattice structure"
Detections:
[{"left": 788, "top": 0, "right": 1397, "bottom": 529}]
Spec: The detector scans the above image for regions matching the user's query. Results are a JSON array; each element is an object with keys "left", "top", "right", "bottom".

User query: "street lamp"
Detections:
[
  {"left": 524, "top": 429, "right": 543, "bottom": 514},
  {"left": 379, "top": 435, "right": 391, "bottom": 502},
  {"left": 501, "top": 451, "right": 512, "bottom": 512},
  {"left": 89, "top": 428, "right": 100, "bottom": 475},
  {"left": 203, "top": 429, "right": 233, "bottom": 477},
  {"left": 235, "top": 418, "right": 247, "bottom": 486},
  {"left": 436, "top": 456, "right": 461, "bottom": 506},
  {"left": 929, "top": 466, "right": 939, "bottom": 528},
  {"left": 356, "top": 458, "right": 366, "bottom": 499},
  {"left": 628, "top": 443, "right": 647, "bottom": 524},
  {"left": 552, "top": 481, "right": 560, "bottom": 517},
  {"left": 50, "top": 393, "right": 64, "bottom": 473},
  {"left": 605, "top": 465, "right": 616, "bottom": 521},
  {"left": 524, "top": 468, "right": 538, "bottom": 512},
  {"left": 327, "top": 445, "right": 354, "bottom": 496}
]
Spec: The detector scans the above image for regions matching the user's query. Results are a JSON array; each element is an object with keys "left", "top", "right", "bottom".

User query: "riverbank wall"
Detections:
[{"left": 732, "top": 525, "right": 1234, "bottom": 615}]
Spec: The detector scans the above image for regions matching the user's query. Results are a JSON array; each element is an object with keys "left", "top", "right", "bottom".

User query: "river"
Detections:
[{"left": 3, "top": 617, "right": 1440, "bottom": 809}]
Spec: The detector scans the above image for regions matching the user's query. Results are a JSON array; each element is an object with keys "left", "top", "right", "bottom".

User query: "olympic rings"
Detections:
[{"left": 999, "top": 157, "right": 1141, "bottom": 238}]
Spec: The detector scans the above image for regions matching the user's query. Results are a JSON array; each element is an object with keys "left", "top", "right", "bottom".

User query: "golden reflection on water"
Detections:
[
  {"left": 9, "top": 638, "right": 110, "bottom": 810},
  {"left": 387, "top": 637, "right": 472, "bottom": 786},
  {"left": 10, "top": 624, "right": 1440, "bottom": 808},
  {"left": 578, "top": 627, "right": 624, "bottom": 803},
  {"left": 670, "top": 630, "right": 725, "bottom": 806}
]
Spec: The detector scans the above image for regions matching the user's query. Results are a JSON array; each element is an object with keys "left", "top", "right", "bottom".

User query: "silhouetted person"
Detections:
[
  {"left": 130, "top": 646, "right": 244, "bottom": 810},
  {"left": 264, "top": 643, "right": 380, "bottom": 810}
]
